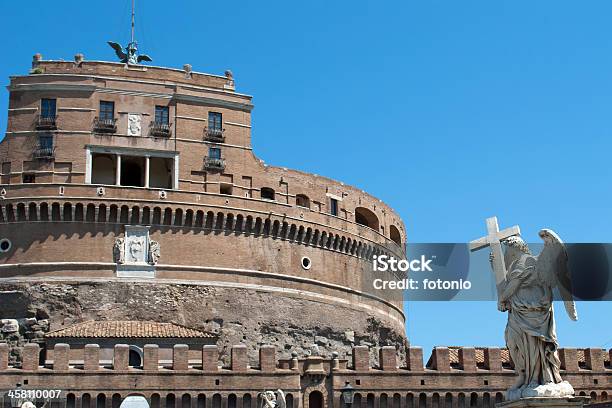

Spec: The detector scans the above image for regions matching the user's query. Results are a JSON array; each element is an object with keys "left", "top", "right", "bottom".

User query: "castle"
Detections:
[{"left": 0, "top": 55, "right": 610, "bottom": 408}]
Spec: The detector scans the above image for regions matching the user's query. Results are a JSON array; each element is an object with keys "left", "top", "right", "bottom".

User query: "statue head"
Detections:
[
  {"left": 502, "top": 236, "right": 531, "bottom": 270},
  {"left": 503, "top": 236, "right": 531, "bottom": 255}
]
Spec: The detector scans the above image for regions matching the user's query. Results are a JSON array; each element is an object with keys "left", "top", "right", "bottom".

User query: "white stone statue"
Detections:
[
  {"left": 471, "top": 217, "right": 577, "bottom": 401},
  {"left": 148, "top": 240, "right": 160, "bottom": 265},
  {"left": 113, "top": 238, "right": 125, "bottom": 264},
  {"left": 259, "top": 390, "right": 286, "bottom": 408}
]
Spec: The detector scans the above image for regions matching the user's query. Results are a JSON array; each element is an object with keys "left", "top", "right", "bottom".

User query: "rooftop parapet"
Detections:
[{"left": 24, "top": 57, "right": 237, "bottom": 92}]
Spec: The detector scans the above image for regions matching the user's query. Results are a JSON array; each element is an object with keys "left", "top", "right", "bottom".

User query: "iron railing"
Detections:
[
  {"left": 93, "top": 117, "right": 117, "bottom": 133},
  {"left": 204, "top": 156, "right": 225, "bottom": 170},
  {"left": 33, "top": 146, "right": 55, "bottom": 159},
  {"left": 204, "top": 127, "right": 225, "bottom": 142},
  {"left": 150, "top": 122, "right": 172, "bottom": 137},
  {"left": 35, "top": 115, "right": 57, "bottom": 130}
]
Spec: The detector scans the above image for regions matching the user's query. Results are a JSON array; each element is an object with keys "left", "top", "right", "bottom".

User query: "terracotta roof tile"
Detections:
[{"left": 45, "top": 321, "right": 215, "bottom": 339}]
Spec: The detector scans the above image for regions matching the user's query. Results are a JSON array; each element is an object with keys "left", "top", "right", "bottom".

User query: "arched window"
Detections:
[
  {"left": 129, "top": 346, "right": 143, "bottom": 368},
  {"left": 182, "top": 394, "right": 191, "bottom": 408},
  {"left": 418, "top": 393, "right": 426, "bottom": 408},
  {"left": 469, "top": 393, "right": 478, "bottom": 408},
  {"left": 243, "top": 394, "right": 252, "bottom": 408},
  {"left": 96, "top": 394, "right": 106, "bottom": 408},
  {"left": 380, "top": 394, "right": 388, "bottom": 408},
  {"left": 151, "top": 394, "right": 161, "bottom": 408},
  {"left": 432, "top": 394, "right": 439, "bottom": 408},
  {"left": 445, "top": 394, "right": 453, "bottom": 408},
  {"left": 228, "top": 395, "right": 237, "bottom": 408},
  {"left": 112, "top": 394, "right": 122, "bottom": 408},
  {"left": 482, "top": 393, "right": 490, "bottom": 408},
  {"left": 296, "top": 194, "right": 310, "bottom": 208},
  {"left": 355, "top": 207, "right": 380, "bottom": 231},
  {"left": 390, "top": 225, "right": 402, "bottom": 246},
  {"left": 82, "top": 394, "right": 91, "bottom": 408},
  {"left": 67, "top": 394, "right": 76, "bottom": 408},
  {"left": 458, "top": 393, "right": 465, "bottom": 408},
  {"left": 367, "top": 393, "right": 375, "bottom": 408},
  {"left": 212, "top": 394, "right": 222, "bottom": 408},
  {"left": 406, "top": 393, "right": 414, "bottom": 408},
  {"left": 261, "top": 187, "right": 275, "bottom": 201},
  {"left": 166, "top": 394, "right": 176, "bottom": 408},
  {"left": 392, "top": 394, "right": 401, "bottom": 408},
  {"left": 309, "top": 391, "right": 323, "bottom": 408}
]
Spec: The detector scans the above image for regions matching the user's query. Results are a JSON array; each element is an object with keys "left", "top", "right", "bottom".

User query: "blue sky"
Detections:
[{"left": 1, "top": 1, "right": 610, "bottom": 355}]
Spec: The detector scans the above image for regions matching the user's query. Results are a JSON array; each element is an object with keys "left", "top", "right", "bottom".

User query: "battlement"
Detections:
[
  {"left": 1, "top": 343, "right": 610, "bottom": 373},
  {"left": 21, "top": 57, "right": 239, "bottom": 94}
]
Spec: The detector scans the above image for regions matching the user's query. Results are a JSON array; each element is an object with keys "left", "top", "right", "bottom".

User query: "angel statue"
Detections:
[
  {"left": 107, "top": 41, "right": 152, "bottom": 65},
  {"left": 470, "top": 217, "right": 577, "bottom": 401},
  {"left": 259, "top": 390, "right": 286, "bottom": 408}
]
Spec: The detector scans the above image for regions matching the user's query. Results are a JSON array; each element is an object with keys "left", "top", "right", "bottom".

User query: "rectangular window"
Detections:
[
  {"left": 209, "top": 147, "right": 221, "bottom": 159},
  {"left": 39, "top": 135, "right": 53, "bottom": 149},
  {"left": 99, "top": 101, "right": 115, "bottom": 121},
  {"left": 41, "top": 98, "right": 56, "bottom": 118},
  {"left": 155, "top": 106, "right": 169, "bottom": 125},
  {"left": 208, "top": 112, "right": 223, "bottom": 130},
  {"left": 220, "top": 183, "right": 233, "bottom": 195},
  {"left": 330, "top": 198, "right": 338, "bottom": 216},
  {"left": 23, "top": 174, "right": 36, "bottom": 183}
]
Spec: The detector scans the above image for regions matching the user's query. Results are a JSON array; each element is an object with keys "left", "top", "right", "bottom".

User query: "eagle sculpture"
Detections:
[{"left": 107, "top": 41, "right": 152, "bottom": 65}]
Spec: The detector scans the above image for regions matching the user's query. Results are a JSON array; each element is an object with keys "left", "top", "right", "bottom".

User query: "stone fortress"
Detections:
[{"left": 0, "top": 55, "right": 610, "bottom": 408}]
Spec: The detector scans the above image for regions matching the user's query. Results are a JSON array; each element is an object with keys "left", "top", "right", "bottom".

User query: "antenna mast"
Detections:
[{"left": 130, "top": 0, "right": 135, "bottom": 44}]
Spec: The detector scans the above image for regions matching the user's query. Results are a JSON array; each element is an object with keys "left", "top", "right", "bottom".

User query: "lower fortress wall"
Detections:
[
  {"left": 0, "top": 343, "right": 609, "bottom": 408},
  {"left": 0, "top": 282, "right": 406, "bottom": 366}
]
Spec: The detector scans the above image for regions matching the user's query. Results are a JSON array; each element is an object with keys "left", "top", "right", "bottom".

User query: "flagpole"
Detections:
[{"left": 131, "top": 0, "right": 135, "bottom": 44}]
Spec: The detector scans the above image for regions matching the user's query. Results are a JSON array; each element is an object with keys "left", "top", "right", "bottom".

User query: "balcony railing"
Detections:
[
  {"left": 33, "top": 146, "right": 55, "bottom": 159},
  {"left": 93, "top": 117, "right": 117, "bottom": 133},
  {"left": 36, "top": 115, "right": 57, "bottom": 130},
  {"left": 204, "top": 156, "right": 226, "bottom": 171},
  {"left": 204, "top": 127, "right": 225, "bottom": 142},
  {"left": 150, "top": 122, "right": 172, "bottom": 137}
]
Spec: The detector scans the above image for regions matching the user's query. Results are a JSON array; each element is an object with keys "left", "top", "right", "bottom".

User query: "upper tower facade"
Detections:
[{"left": 0, "top": 54, "right": 407, "bottom": 361}]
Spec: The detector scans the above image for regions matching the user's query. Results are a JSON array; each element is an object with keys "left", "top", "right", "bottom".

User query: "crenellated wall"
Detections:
[{"left": 0, "top": 344, "right": 609, "bottom": 408}]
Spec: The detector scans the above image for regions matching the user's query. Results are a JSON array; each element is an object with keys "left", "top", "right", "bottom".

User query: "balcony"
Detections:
[
  {"left": 204, "top": 156, "right": 225, "bottom": 171},
  {"left": 150, "top": 122, "right": 172, "bottom": 137},
  {"left": 33, "top": 146, "right": 55, "bottom": 159},
  {"left": 35, "top": 115, "right": 57, "bottom": 130},
  {"left": 93, "top": 117, "right": 117, "bottom": 133},
  {"left": 204, "top": 127, "right": 225, "bottom": 143}
]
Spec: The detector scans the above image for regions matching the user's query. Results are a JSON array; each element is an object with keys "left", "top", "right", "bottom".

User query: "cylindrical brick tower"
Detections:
[{"left": 0, "top": 56, "right": 407, "bottom": 363}]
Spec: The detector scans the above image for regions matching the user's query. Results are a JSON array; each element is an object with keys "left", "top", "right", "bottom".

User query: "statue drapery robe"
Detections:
[{"left": 503, "top": 254, "right": 563, "bottom": 386}]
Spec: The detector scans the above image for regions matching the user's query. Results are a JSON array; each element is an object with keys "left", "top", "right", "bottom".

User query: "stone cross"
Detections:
[{"left": 469, "top": 216, "right": 521, "bottom": 295}]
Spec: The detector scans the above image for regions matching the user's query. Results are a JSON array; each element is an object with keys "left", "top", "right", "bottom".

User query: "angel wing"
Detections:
[
  {"left": 137, "top": 54, "right": 153, "bottom": 63},
  {"left": 275, "top": 390, "right": 286, "bottom": 408},
  {"left": 107, "top": 41, "right": 127, "bottom": 62},
  {"left": 536, "top": 228, "right": 578, "bottom": 321}
]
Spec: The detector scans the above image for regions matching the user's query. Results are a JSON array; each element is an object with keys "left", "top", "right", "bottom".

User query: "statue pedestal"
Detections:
[{"left": 497, "top": 397, "right": 590, "bottom": 408}]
